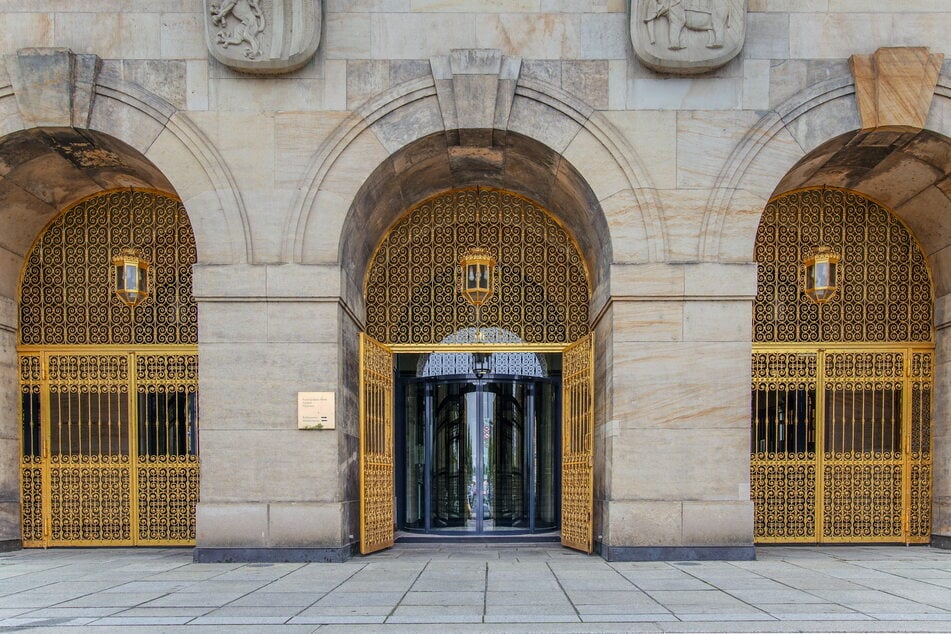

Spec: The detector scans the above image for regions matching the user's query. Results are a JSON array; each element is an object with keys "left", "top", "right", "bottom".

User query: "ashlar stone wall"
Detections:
[{"left": 0, "top": 1, "right": 950, "bottom": 558}]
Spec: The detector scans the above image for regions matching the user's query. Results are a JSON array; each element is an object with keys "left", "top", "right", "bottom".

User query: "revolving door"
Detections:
[{"left": 399, "top": 376, "right": 560, "bottom": 534}]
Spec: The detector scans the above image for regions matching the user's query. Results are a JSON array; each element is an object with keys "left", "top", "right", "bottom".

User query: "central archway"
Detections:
[{"left": 358, "top": 187, "right": 594, "bottom": 554}]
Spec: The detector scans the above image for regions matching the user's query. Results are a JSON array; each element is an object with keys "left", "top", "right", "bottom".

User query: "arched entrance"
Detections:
[
  {"left": 750, "top": 187, "right": 933, "bottom": 543},
  {"left": 18, "top": 189, "right": 199, "bottom": 547},
  {"left": 358, "top": 188, "right": 594, "bottom": 554}
]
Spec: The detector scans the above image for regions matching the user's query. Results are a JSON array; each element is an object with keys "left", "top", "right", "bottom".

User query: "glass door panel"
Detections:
[{"left": 399, "top": 375, "right": 559, "bottom": 535}]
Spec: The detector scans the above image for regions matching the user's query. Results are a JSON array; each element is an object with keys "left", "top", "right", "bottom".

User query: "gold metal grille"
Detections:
[
  {"left": 753, "top": 188, "right": 932, "bottom": 344},
  {"left": 751, "top": 188, "right": 933, "bottom": 544},
  {"left": 365, "top": 188, "right": 589, "bottom": 346},
  {"left": 18, "top": 189, "right": 199, "bottom": 547},
  {"left": 19, "top": 190, "right": 198, "bottom": 346},
  {"left": 360, "top": 333, "right": 394, "bottom": 554},
  {"left": 561, "top": 333, "right": 594, "bottom": 553}
]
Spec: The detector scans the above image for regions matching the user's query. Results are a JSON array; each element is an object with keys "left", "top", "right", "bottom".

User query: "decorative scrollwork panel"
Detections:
[
  {"left": 753, "top": 188, "right": 932, "bottom": 344},
  {"left": 18, "top": 190, "right": 197, "bottom": 346},
  {"left": 366, "top": 189, "right": 589, "bottom": 346}
]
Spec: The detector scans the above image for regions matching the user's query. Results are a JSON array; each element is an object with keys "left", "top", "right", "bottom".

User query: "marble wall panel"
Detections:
[
  {"left": 193, "top": 264, "right": 267, "bottom": 299},
  {"left": 744, "top": 13, "right": 789, "bottom": 60},
  {"left": 601, "top": 189, "right": 650, "bottom": 264},
  {"left": 0, "top": 250, "right": 21, "bottom": 300},
  {"left": 684, "top": 263, "right": 758, "bottom": 297},
  {"left": 369, "top": 95, "right": 444, "bottom": 155},
  {"left": 198, "top": 302, "right": 267, "bottom": 343},
  {"left": 347, "top": 60, "right": 388, "bottom": 111},
  {"left": 198, "top": 341, "right": 339, "bottom": 431},
  {"left": 266, "top": 301, "right": 340, "bottom": 344},
  {"left": 275, "top": 112, "right": 351, "bottom": 189},
  {"left": 676, "top": 110, "right": 760, "bottom": 190},
  {"left": 160, "top": 12, "right": 205, "bottom": 60},
  {"left": 268, "top": 503, "right": 344, "bottom": 545},
  {"left": 562, "top": 127, "right": 628, "bottom": 201},
  {"left": 605, "top": 500, "right": 683, "bottom": 546},
  {"left": 265, "top": 264, "right": 343, "bottom": 298},
  {"left": 199, "top": 428, "right": 339, "bottom": 502},
  {"left": 324, "top": 12, "right": 373, "bottom": 59},
  {"left": 371, "top": 13, "right": 477, "bottom": 59},
  {"left": 561, "top": 61, "right": 609, "bottom": 110},
  {"left": 413, "top": 0, "right": 540, "bottom": 10},
  {"left": 682, "top": 501, "right": 753, "bottom": 544},
  {"left": 0, "top": 13, "right": 53, "bottom": 51},
  {"left": 579, "top": 13, "right": 628, "bottom": 60},
  {"left": 507, "top": 93, "right": 582, "bottom": 155},
  {"left": 475, "top": 13, "right": 582, "bottom": 59},
  {"left": 210, "top": 77, "right": 326, "bottom": 113},
  {"left": 610, "top": 427, "right": 751, "bottom": 500},
  {"left": 934, "top": 323, "right": 951, "bottom": 537},
  {"left": 197, "top": 503, "right": 268, "bottom": 546},
  {"left": 610, "top": 340, "right": 751, "bottom": 431},
  {"left": 655, "top": 188, "right": 707, "bottom": 262},
  {"left": 628, "top": 77, "right": 742, "bottom": 110},
  {"left": 610, "top": 301, "right": 683, "bottom": 343},
  {"left": 601, "top": 111, "right": 677, "bottom": 190},
  {"left": 611, "top": 263, "right": 684, "bottom": 297},
  {"left": 928, "top": 244, "right": 951, "bottom": 297},
  {"left": 742, "top": 59, "right": 770, "bottom": 111},
  {"left": 784, "top": 95, "right": 860, "bottom": 157},
  {"left": 683, "top": 300, "right": 752, "bottom": 342},
  {"left": 789, "top": 13, "right": 951, "bottom": 60}
]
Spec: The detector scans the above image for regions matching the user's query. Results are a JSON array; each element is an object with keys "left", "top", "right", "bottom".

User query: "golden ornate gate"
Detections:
[
  {"left": 561, "top": 333, "right": 594, "bottom": 553},
  {"left": 751, "top": 188, "right": 933, "bottom": 544},
  {"left": 363, "top": 188, "right": 594, "bottom": 552},
  {"left": 18, "top": 190, "right": 199, "bottom": 547},
  {"left": 359, "top": 333, "right": 394, "bottom": 554}
]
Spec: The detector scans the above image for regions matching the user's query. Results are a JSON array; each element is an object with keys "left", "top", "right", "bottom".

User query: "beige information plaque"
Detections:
[{"left": 298, "top": 392, "right": 335, "bottom": 430}]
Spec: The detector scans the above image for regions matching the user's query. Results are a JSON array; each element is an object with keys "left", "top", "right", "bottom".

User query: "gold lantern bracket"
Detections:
[
  {"left": 113, "top": 247, "right": 151, "bottom": 309},
  {"left": 803, "top": 246, "right": 840, "bottom": 304}
]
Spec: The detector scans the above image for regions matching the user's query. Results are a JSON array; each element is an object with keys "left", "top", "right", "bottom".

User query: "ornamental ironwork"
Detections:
[
  {"left": 19, "top": 190, "right": 198, "bottom": 346},
  {"left": 18, "top": 189, "right": 199, "bottom": 548},
  {"left": 365, "top": 188, "right": 589, "bottom": 346},
  {"left": 751, "top": 188, "right": 933, "bottom": 545},
  {"left": 753, "top": 188, "right": 932, "bottom": 344}
]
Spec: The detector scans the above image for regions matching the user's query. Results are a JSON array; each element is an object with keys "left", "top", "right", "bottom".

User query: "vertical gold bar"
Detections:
[
  {"left": 815, "top": 349, "right": 826, "bottom": 543},
  {"left": 901, "top": 348, "right": 916, "bottom": 544},
  {"left": 129, "top": 352, "right": 140, "bottom": 545}
]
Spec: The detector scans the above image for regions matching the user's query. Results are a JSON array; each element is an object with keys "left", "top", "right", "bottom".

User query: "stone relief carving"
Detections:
[
  {"left": 632, "top": 0, "right": 746, "bottom": 75},
  {"left": 203, "top": 0, "right": 321, "bottom": 74}
]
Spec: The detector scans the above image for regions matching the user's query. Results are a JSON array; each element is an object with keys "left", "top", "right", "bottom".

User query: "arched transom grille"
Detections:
[
  {"left": 753, "top": 188, "right": 932, "bottom": 344},
  {"left": 19, "top": 190, "right": 198, "bottom": 346},
  {"left": 365, "top": 188, "right": 589, "bottom": 346}
]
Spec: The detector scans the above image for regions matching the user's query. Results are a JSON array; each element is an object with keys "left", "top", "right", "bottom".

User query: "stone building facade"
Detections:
[{"left": 1, "top": 1, "right": 950, "bottom": 561}]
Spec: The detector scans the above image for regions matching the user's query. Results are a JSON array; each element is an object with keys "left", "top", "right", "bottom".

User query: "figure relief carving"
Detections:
[
  {"left": 632, "top": 0, "right": 746, "bottom": 75},
  {"left": 203, "top": 0, "right": 321, "bottom": 74},
  {"left": 210, "top": 0, "right": 266, "bottom": 59}
]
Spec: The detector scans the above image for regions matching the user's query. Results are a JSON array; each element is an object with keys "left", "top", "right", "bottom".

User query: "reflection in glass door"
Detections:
[{"left": 400, "top": 376, "right": 559, "bottom": 534}]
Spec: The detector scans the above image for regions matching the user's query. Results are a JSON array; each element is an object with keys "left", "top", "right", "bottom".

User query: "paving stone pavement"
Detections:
[{"left": 1, "top": 544, "right": 951, "bottom": 631}]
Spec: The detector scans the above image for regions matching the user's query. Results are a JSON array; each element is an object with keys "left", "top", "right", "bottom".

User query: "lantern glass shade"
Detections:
[
  {"left": 471, "top": 352, "right": 493, "bottom": 378},
  {"left": 113, "top": 248, "right": 150, "bottom": 308},
  {"left": 460, "top": 247, "right": 496, "bottom": 307},
  {"left": 804, "top": 247, "right": 840, "bottom": 304}
]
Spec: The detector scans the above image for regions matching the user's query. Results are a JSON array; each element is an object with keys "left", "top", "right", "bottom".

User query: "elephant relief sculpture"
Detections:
[{"left": 644, "top": 0, "right": 738, "bottom": 50}]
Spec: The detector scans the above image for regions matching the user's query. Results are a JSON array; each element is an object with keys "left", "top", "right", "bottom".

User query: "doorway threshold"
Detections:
[{"left": 395, "top": 531, "right": 560, "bottom": 544}]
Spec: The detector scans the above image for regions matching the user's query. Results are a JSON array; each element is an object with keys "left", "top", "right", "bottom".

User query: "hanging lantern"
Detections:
[
  {"left": 460, "top": 247, "right": 495, "bottom": 307},
  {"left": 471, "top": 352, "right": 493, "bottom": 378},
  {"left": 113, "top": 248, "right": 150, "bottom": 308},
  {"left": 803, "top": 246, "right": 840, "bottom": 304}
]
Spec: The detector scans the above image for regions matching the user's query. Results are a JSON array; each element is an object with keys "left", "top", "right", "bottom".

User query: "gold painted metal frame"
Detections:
[
  {"left": 751, "top": 187, "right": 935, "bottom": 545},
  {"left": 17, "top": 189, "right": 200, "bottom": 547},
  {"left": 19, "top": 345, "right": 199, "bottom": 547},
  {"left": 359, "top": 333, "right": 395, "bottom": 555},
  {"left": 751, "top": 343, "right": 933, "bottom": 544},
  {"left": 561, "top": 333, "right": 595, "bottom": 553}
]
